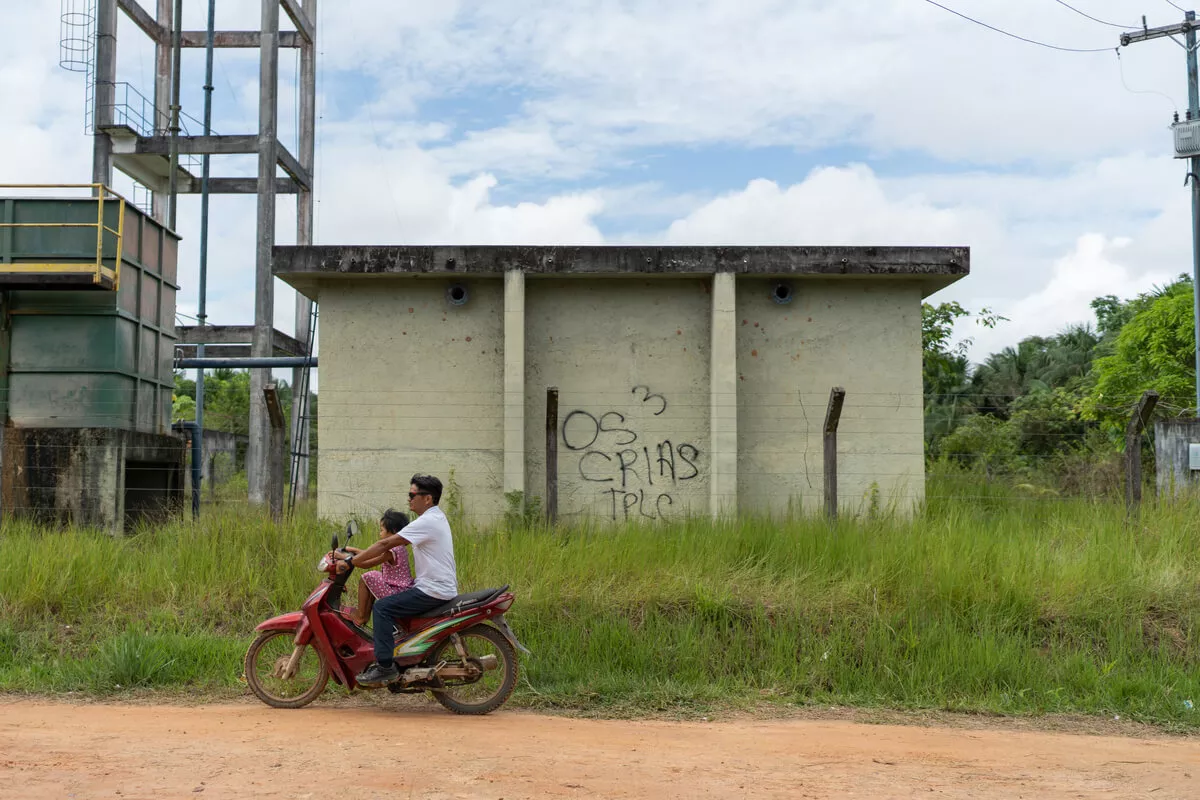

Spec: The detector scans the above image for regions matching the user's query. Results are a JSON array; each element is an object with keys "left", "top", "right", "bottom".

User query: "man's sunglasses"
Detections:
[{"left": 408, "top": 491, "right": 430, "bottom": 500}]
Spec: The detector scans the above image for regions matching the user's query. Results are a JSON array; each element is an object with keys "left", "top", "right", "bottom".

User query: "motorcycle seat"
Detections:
[{"left": 413, "top": 585, "right": 510, "bottom": 618}]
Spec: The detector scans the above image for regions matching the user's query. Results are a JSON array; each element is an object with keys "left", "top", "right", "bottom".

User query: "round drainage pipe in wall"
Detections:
[
  {"left": 772, "top": 282, "right": 794, "bottom": 305},
  {"left": 447, "top": 283, "right": 469, "bottom": 306}
]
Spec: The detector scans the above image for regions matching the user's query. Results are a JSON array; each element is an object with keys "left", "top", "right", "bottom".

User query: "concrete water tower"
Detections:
[{"left": 0, "top": 1, "right": 319, "bottom": 529}]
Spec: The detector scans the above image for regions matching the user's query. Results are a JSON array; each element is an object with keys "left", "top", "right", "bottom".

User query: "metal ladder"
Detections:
[{"left": 287, "top": 303, "right": 318, "bottom": 516}]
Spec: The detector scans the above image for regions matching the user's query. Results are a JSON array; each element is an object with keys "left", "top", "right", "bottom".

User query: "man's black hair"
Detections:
[
  {"left": 411, "top": 473, "right": 443, "bottom": 505},
  {"left": 380, "top": 508, "right": 409, "bottom": 534}
]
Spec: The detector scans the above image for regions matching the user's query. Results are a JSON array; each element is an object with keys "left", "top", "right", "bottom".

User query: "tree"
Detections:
[
  {"left": 922, "top": 301, "right": 971, "bottom": 396},
  {"left": 967, "top": 326, "right": 1099, "bottom": 418},
  {"left": 172, "top": 370, "right": 319, "bottom": 485},
  {"left": 1085, "top": 280, "right": 1197, "bottom": 433},
  {"left": 1037, "top": 324, "right": 1099, "bottom": 388},
  {"left": 922, "top": 302, "right": 1006, "bottom": 455}
]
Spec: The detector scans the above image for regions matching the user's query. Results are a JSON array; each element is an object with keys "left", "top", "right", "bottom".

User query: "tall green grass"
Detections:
[{"left": 2, "top": 480, "right": 1199, "bottom": 726}]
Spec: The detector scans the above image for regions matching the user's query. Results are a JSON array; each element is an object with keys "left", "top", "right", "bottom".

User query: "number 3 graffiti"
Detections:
[{"left": 631, "top": 385, "right": 667, "bottom": 416}]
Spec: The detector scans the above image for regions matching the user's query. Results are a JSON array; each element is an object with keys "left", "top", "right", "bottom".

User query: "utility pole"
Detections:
[{"left": 1122, "top": 13, "right": 1200, "bottom": 412}]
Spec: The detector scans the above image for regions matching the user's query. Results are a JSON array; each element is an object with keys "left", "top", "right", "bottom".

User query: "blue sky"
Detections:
[{"left": 1, "top": 0, "right": 1196, "bottom": 360}]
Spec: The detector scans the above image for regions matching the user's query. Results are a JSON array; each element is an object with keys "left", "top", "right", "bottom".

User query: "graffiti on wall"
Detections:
[{"left": 562, "top": 386, "right": 702, "bottom": 520}]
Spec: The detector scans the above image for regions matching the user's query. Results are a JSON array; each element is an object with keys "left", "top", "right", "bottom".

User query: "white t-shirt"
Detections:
[{"left": 400, "top": 506, "right": 458, "bottom": 600}]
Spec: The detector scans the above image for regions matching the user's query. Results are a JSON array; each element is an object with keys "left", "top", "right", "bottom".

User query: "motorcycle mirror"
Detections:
[
  {"left": 330, "top": 532, "right": 339, "bottom": 551},
  {"left": 346, "top": 519, "right": 359, "bottom": 542}
]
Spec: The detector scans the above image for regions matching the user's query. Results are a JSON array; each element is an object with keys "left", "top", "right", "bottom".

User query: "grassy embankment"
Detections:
[{"left": 2, "top": 474, "right": 1198, "bottom": 727}]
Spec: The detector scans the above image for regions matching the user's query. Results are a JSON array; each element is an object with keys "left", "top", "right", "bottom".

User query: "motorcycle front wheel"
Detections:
[
  {"left": 429, "top": 624, "right": 518, "bottom": 715},
  {"left": 244, "top": 629, "right": 330, "bottom": 709}
]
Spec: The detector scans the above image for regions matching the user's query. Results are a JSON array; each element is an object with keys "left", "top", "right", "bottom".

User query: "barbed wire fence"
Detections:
[{"left": 0, "top": 383, "right": 1191, "bottom": 528}]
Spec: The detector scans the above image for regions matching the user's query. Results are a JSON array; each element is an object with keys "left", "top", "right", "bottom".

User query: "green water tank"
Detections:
[{"left": 0, "top": 192, "right": 179, "bottom": 434}]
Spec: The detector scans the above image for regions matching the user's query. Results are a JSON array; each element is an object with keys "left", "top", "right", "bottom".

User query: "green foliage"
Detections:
[
  {"left": 503, "top": 490, "right": 545, "bottom": 531},
  {"left": 1086, "top": 280, "right": 1197, "bottom": 433},
  {"left": 936, "top": 388, "right": 1110, "bottom": 492},
  {"left": 969, "top": 327, "right": 1099, "bottom": 419},
  {"left": 441, "top": 468, "right": 466, "bottom": 528},
  {"left": 922, "top": 301, "right": 970, "bottom": 396},
  {"left": 202, "top": 369, "right": 253, "bottom": 434},
  {"left": 922, "top": 301, "right": 1006, "bottom": 456},
  {"left": 172, "top": 370, "right": 318, "bottom": 485},
  {"left": 171, "top": 393, "right": 195, "bottom": 422},
  {"left": 937, "top": 414, "right": 1018, "bottom": 475},
  {"left": 93, "top": 631, "right": 178, "bottom": 689}
]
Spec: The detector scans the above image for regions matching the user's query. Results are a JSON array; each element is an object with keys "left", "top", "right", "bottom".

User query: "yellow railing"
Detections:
[{"left": 0, "top": 183, "right": 126, "bottom": 290}]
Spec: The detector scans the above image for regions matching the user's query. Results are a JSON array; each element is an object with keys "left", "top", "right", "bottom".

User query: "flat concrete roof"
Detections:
[{"left": 273, "top": 245, "right": 969, "bottom": 300}]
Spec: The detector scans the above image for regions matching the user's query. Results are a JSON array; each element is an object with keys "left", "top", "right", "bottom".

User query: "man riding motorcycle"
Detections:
[{"left": 337, "top": 473, "right": 457, "bottom": 687}]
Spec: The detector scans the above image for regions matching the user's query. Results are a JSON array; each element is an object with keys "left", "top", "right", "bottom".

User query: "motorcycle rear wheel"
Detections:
[
  {"left": 430, "top": 624, "right": 518, "bottom": 715},
  {"left": 244, "top": 630, "right": 330, "bottom": 709}
]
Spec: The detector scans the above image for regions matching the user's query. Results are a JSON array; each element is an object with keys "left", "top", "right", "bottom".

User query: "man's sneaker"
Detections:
[{"left": 356, "top": 662, "right": 400, "bottom": 687}]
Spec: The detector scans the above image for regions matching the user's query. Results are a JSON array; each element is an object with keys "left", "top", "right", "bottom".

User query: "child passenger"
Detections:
[{"left": 344, "top": 508, "right": 414, "bottom": 627}]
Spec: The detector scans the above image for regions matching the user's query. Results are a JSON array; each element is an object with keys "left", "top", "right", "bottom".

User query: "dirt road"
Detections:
[{"left": 2, "top": 698, "right": 1198, "bottom": 799}]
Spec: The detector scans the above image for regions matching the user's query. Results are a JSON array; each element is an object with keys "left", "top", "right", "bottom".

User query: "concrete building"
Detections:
[{"left": 275, "top": 246, "right": 968, "bottom": 523}]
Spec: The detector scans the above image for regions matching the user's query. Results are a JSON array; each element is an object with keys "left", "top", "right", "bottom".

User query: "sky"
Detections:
[{"left": 2, "top": 0, "right": 1197, "bottom": 362}]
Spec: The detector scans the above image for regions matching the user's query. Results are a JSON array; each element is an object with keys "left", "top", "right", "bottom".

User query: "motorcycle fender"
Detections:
[
  {"left": 256, "top": 612, "right": 311, "bottom": 644},
  {"left": 492, "top": 614, "right": 531, "bottom": 655}
]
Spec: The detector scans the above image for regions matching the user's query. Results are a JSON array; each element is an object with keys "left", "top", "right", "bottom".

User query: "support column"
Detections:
[
  {"left": 709, "top": 271, "right": 738, "bottom": 516},
  {"left": 290, "top": 0, "right": 317, "bottom": 501},
  {"left": 248, "top": 0, "right": 280, "bottom": 507},
  {"left": 151, "top": 0, "right": 172, "bottom": 223},
  {"left": 503, "top": 269, "right": 526, "bottom": 501},
  {"left": 92, "top": 0, "right": 118, "bottom": 189}
]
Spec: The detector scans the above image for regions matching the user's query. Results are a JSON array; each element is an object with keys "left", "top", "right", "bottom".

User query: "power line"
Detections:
[
  {"left": 921, "top": 0, "right": 1116, "bottom": 52},
  {"left": 1164, "top": 0, "right": 1187, "bottom": 13},
  {"left": 1050, "top": 0, "right": 1138, "bottom": 29},
  {"left": 1116, "top": 48, "right": 1179, "bottom": 111}
]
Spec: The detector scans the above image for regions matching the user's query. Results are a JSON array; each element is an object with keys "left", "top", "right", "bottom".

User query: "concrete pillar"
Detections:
[
  {"left": 710, "top": 271, "right": 738, "bottom": 516},
  {"left": 248, "top": 0, "right": 280, "bottom": 507},
  {"left": 151, "top": 0, "right": 172, "bottom": 223},
  {"left": 92, "top": 0, "right": 118, "bottom": 189},
  {"left": 503, "top": 269, "right": 526, "bottom": 499},
  {"left": 289, "top": 0, "right": 317, "bottom": 502}
]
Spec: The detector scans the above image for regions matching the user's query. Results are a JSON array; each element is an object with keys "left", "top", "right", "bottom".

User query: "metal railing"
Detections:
[{"left": 0, "top": 184, "right": 126, "bottom": 290}]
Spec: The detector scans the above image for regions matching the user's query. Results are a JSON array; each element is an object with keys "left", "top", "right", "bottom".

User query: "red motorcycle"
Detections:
[{"left": 244, "top": 520, "right": 527, "bottom": 714}]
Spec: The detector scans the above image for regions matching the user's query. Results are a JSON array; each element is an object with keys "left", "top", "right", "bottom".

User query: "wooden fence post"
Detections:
[
  {"left": 546, "top": 387, "right": 559, "bottom": 525},
  {"left": 824, "top": 387, "right": 846, "bottom": 522},
  {"left": 263, "top": 383, "right": 286, "bottom": 522},
  {"left": 1125, "top": 390, "right": 1159, "bottom": 515}
]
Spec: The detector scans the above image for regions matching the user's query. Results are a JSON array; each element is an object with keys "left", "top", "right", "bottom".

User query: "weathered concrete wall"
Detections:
[
  {"left": 312, "top": 276, "right": 927, "bottom": 523},
  {"left": 180, "top": 428, "right": 246, "bottom": 496},
  {"left": 524, "top": 277, "right": 712, "bottom": 522},
  {"left": 317, "top": 280, "right": 505, "bottom": 522},
  {"left": 736, "top": 279, "right": 925, "bottom": 516},
  {"left": 1154, "top": 418, "right": 1200, "bottom": 498},
  {"left": 1, "top": 427, "right": 184, "bottom": 532}
]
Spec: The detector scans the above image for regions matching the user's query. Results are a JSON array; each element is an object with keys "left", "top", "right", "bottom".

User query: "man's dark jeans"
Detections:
[{"left": 372, "top": 587, "right": 445, "bottom": 667}]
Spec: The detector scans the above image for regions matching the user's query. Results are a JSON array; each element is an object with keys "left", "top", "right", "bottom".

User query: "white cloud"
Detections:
[
  {"left": 661, "top": 165, "right": 990, "bottom": 246},
  {"left": 312, "top": 133, "right": 605, "bottom": 245},
  {"left": 656, "top": 162, "right": 1188, "bottom": 359},
  {"left": 974, "top": 234, "right": 1175, "bottom": 352},
  {"left": 305, "top": 0, "right": 1184, "bottom": 173},
  {"left": 2, "top": 0, "right": 1197, "bottom": 369}
]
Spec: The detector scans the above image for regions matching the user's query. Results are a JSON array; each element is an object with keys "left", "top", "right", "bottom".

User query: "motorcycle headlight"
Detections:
[{"left": 317, "top": 555, "right": 330, "bottom": 573}]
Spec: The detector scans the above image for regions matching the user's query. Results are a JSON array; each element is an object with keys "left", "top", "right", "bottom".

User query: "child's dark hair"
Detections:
[{"left": 380, "top": 508, "right": 409, "bottom": 534}]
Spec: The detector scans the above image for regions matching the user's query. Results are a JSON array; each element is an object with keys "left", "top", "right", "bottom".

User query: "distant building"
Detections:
[{"left": 274, "top": 245, "right": 968, "bottom": 523}]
